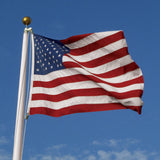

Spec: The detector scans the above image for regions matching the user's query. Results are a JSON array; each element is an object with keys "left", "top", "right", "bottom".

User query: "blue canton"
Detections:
[{"left": 34, "top": 34, "right": 70, "bottom": 75}]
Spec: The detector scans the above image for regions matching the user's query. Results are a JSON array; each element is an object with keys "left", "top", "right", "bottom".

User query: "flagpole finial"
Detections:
[{"left": 22, "top": 17, "right": 31, "bottom": 28}]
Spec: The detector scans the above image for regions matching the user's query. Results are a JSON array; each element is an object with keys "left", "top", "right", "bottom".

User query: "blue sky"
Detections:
[{"left": 0, "top": 0, "right": 159, "bottom": 160}]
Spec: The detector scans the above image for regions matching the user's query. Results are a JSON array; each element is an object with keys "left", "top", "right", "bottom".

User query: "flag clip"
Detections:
[
  {"left": 25, "top": 114, "right": 29, "bottom": 120},
  {"left": 24, "top": 27, "right": 33, "bottom": 33}
]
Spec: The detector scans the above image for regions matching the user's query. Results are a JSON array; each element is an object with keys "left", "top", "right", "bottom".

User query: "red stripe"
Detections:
[
  {"left": 29, "top": 104, "right": 142, "bottom": 117},
  {"left": 32, "top": 88, "right": 143, "bottom": 102},
  {"left": 65, "top": 47, "right": 128, "bottom": 68},
  {"left": 64, "top": 59, "right": 139, "bottom": 79},
  {"left": 33, "top": 74, "right": 144, "bottom": 89},
  {"left": 68, "top": 31, "right": 124, "bottom": 56},
  {"left": 33, "top": 74, "right": 89, "bottom": 88},
  {"left": 113, "top": 75, "right": 144, "bottom": 88},
  {"left": 60, "top": 33, "right": 92, "bottom": 44},
  {"left": 96, "top": 62, "right": 139, "bottom": 78}
]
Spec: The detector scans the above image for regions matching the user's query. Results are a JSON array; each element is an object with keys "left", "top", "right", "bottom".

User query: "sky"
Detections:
[{"left": 0, "top": 0, "right": 159, "bottom": 160}]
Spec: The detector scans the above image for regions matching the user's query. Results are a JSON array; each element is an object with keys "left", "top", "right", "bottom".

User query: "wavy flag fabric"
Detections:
[{"left": 27, "top": 30, "right": 144, "bottom": 117}]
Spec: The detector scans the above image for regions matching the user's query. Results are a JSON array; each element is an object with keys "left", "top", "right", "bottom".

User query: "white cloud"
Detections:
[
  {"left": 108, "top": 139, "right": 118, "bottom": 147},
  {"left": 92, "top": 138, "right": 140, "bottom": 149},
  {"left": 0, "top": 136, "right": 8, "bottom": 145},
  {"left": 28, "top": 138, "right": 160, "bottom": 160},
  {"left": 30, "top": 154, "right": 52, "bottom": 160},
  {"left": 54, "top": 155, "right": 76, "bottom": 160},
  {"left": 47, "top": 144, "right": 66, "bottom": 150},
  {"left": 96, "top": 149, "right": 159, "bottom": 160},
  {"left": 0, "top": 149, "right": 11, "bottom": 160},
  {"left": 41, "top": 155, "right": 52, "bottom": 160},
  {"left": 97, "top": 150, "right": 112, "bottom": 160},
  {"left": 30, "top": 154, "right": 76, "bottom": 160},
  {"left": 87, "top": 155, "right": 96, "bottom": 160},
  {"left": 29, "top": 149, "right": 160, "bottom": 160},
  {"left": 112, "top": 150, "right": 147, "bottom": 160},
  {"left": 92, "top": 140, "right": 101, "bottom": 145},
  {"left": 0, "top": 136, "right": 10, "bottom": 160}
]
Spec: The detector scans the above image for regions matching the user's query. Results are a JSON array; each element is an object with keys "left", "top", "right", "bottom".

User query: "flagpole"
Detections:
[{"left": 12, "top": 17, "right": 31, "bottom": 160}]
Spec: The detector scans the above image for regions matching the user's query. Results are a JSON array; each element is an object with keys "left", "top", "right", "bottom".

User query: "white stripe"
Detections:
[
  {"left": 63, "top": 55, "right": 133, "bottom": 74},
  {"left": 65, "top": 39, "right": 127, "bottom": 62},
  {"left": 29, "top": 96, "right": 143, "bottom": 110},
  {"left": 32, "top": 68, "right": 143, "bottom": 84},
  {"left": 105, "top": 68, "right": 143, "bottom": 84},
  {"left": 65, "top": 30, "right": 121, "bottom": 49},
  {"left": 32, "top": 69, "right": 77, "bottom": 82},
  {"left": 31, "top": 81, "right": 144, "bottom": 95}
]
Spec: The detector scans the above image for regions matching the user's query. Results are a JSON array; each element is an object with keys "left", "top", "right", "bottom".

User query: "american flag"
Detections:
[{"left": 28, "top": 30, "right": 144, "bottom": 117}]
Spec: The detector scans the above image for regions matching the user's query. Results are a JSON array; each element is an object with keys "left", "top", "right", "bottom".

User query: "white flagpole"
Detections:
[{"left": 12, "top": 17, "right": 32, "bottom": 160}]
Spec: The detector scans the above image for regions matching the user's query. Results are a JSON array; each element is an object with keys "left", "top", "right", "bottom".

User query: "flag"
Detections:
[{"left": 28, "top": 30, "right": 144, "bottom": 117}]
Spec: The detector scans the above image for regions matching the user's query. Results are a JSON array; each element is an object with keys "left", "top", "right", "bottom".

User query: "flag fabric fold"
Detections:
[{"left": 28, "top": 30, "right": 144, "bottom": 117}]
